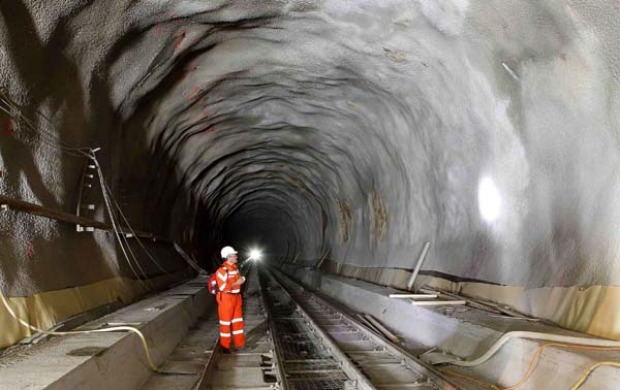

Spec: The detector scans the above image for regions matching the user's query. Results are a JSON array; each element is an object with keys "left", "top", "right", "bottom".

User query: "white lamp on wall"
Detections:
[{"left": 478, "top": 176, "right": 502, "bottom": 223}]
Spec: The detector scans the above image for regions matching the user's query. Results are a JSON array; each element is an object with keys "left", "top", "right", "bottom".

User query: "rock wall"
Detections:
[{"left": 1, "top": 1, "right": 619, "bottom": 336}]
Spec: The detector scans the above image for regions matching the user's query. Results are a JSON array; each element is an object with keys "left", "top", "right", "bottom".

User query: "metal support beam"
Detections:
[
  {"left": 0, "top": 194, "right": 168, "bottom": 243},
  {"left": 407, "top": 241, "right": 431, "bottom": 291}
]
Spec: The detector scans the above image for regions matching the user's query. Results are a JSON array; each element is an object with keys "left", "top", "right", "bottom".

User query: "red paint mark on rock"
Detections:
[
  {"left": 154, "top": 24, "right": 166, "bottom": 37},
  {"left": 25, "top": 241, "right": 35, "bottom": 260},
  {"left": 198, "top": 109, "right": 211, "bottom": 121},
  {"left": 180, "top": 66, "right": 197, "bottom": 81},
  {"left": 174, "top": 31, "right": 187, "bottom": 51},
  {"left": 3, "top": 119, "right": 15, "bottom": 137},
  {"left": 560, "top": 270, "right": 568, "bottom": 286},
  {"left": 188, "top": 85, "right": 202, "bottom": 101}
]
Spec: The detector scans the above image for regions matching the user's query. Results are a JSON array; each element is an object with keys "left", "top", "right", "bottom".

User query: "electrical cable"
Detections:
[
  {"left": 0, "top": 91, "right": 176, "bottom": 282},
  {"left": 91, "top": 152, "right": 151, "bottom": 288},
  {"left": 438, "top": 331, "right": 620, "bottom": 367},
  {"left": 0, "top": 288, "right": 160, "bottom": 372},
  {"left": 97, "top": 157, "right": 205, "bottom": 277},
  {"left": 437, "top": 368, "right": 498, "bottom": 389},
  {"left": 0, "top": 92, "right": 202, "bottom": 377},
  {"left": 0, "top": 155, "right": 202, "bottom": 376},
  {"left": 0, "top": 91, "right": 79, "bottom": 146},
  {"left": 99, "top": 175, "right": 153, "bottom": 284},
  {"left": 101, "top": 178, "right": 171, "bottom": 275},
  {"left": 0, "top": 102, "right": 189, "bottom": 286},
  {"left": 1, "top": 285, "right": 201, "bottom": 376},
  {"left": 500, "top": 343, "right": 620, "bottom": 390},
  {"left": 0, "top": 103, "right": 86, "bottom": 159},
  {"left": 0, "top": 94, "right": 153, "bottom": 286},
  {"left": 0, "top": 93, "right": 91, "bottom": 158},
  {"left": 571, "top": 361, "right": 620, "bottom": 390},
  {"left": 173, "top": 242, "right": 207, "bottom": 274},
  {"left": 439, "top": 342, "right": 620, "bottom": 389}
]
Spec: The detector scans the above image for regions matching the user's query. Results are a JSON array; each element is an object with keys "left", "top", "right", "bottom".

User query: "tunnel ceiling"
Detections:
[{"left": 2, "top": 0, "right": 620, "bottom": 294}]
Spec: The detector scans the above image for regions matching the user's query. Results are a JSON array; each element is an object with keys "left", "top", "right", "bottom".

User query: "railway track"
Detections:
[
  {"left": 263, "top": 268, "right": 460, "bottom": 390},
  {"left": 143, "top": 265, "right": 463, "bottom": 389}
]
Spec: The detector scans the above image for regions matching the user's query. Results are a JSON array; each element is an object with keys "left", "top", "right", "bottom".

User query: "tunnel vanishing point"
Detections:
[{"left": 2, "top": 1, "right": 620, "bottom": 388}]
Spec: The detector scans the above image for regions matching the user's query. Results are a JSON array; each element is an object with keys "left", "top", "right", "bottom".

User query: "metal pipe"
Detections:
[
  {"left": 442, "top": 331, "right": 620, "bottom": 367},
  {"left": 173, "top": 243, "right": 206, "bottom": 273},
  {"left": 407, "top": 241, "right": 431, "bottom": 291},
  {"left": 363, "top": 314, "right": 400, "bottom": 344},
  {"left": 389, "top": 294, "right": 438, "bottom": 299},
  {"left": 0, "top": 194, "right": 168, "bottom": 242},
  {"left": 357, "top": 313, "right": 383, "bottom": 334}
]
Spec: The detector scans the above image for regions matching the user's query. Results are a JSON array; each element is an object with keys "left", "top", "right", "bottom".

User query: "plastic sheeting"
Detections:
[
  {"left": 0, "top": 270, "right": 191, "bottom": 349},
  {"left": 323, "top": 260, "right": 620, "bottom": 341}
]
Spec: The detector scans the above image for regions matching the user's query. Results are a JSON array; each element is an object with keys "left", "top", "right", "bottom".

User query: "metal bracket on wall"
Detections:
[
  {"left": 76, "top": 225, "right": 95, "bottom": 232},
  {"left": 75, "top": 156, "right": 101, "bottom": 232}
]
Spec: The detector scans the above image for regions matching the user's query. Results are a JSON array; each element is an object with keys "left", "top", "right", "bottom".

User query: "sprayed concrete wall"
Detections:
[{"left": 1, "top": 1, "right": 620, "bottom": 345}]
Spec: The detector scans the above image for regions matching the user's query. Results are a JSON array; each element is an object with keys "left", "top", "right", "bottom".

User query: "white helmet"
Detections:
[{"left": 220, "top": 246, "right": 238, "bottom": 258}]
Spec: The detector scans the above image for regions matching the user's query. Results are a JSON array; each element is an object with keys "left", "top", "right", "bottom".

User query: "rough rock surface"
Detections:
[{"left": 1, "top": 0, "right": 620, "bottom": 299}]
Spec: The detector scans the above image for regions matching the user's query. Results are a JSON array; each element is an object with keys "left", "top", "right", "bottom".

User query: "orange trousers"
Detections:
[{"left": 217, "top": 292, "right": 245, "bottom": 349}]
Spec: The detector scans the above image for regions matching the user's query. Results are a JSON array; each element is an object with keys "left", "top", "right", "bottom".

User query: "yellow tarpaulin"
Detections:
[{"left": 0, "top": 270, "right": 192, "bottom": 348}]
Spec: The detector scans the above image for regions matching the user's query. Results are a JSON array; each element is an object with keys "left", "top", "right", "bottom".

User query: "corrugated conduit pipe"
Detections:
[
  {"left": 0, "top": 289, "right": 160, "bottom": 372},
  {"left": 442, "top": 331, "right": 620, "bottom": 367}
]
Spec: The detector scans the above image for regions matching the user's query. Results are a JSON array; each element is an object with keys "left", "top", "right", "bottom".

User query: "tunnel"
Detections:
[{"left": 2, "top": 1, "right": 620, "bottom": 389}]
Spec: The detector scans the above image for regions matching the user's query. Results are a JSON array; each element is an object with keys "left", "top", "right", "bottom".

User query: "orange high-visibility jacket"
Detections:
[
  {"left": 215, "top": 261, "right": 245, "bottom": 349},
  {"left": 216, "top": 262, "right": 242, "bottom": 294}
]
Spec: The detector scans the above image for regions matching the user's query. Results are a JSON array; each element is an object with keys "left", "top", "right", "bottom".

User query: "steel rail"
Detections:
[
  {"left": 261, "top": 268, "right": 376, "bottom": 390},
  {"left": 271, "top": 268, "right": 463, "bottom": 390},
  {"left": 193, "top": 340, "right": 223, "bottom": 390},
  {"left": 258, "top": 267, "right": 291, "bottom": 389},
  {"left": 194, "top": 263, "right": 284, "bottom": 390}
]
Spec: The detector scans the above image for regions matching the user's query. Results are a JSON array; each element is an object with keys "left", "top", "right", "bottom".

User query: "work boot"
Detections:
[
  {"left": 221, "top": 347, "right": 231, "bottom": 354},
  {"left": 234, "top": 346, "right": 250, "bottom": 352}
]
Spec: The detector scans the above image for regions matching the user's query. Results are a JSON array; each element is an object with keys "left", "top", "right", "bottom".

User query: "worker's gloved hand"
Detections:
[{"left": 233, "top": 276, "right": 246, "bottom": 287}]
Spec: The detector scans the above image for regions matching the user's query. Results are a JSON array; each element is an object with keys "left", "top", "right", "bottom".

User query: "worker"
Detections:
[{"left": 215, "top": 246, "right": 246, "bottom": 352}]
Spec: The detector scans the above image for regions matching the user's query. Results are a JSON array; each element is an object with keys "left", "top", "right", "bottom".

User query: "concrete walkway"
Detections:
[{"left": 284, "top": 265, "right": 620, "bottom": 389}]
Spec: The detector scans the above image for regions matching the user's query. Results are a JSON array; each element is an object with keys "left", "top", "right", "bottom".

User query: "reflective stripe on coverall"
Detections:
[{"left": 216, "top": 263, "right": 245, "bottom": 348}]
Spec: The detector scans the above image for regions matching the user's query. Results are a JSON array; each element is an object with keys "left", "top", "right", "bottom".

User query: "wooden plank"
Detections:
[
  {"left": 422, "top": 286, "right": 505, "bottom": 315},
  {"left": 419, "top": 287, "right": 441, "bottom": 295},
  {"left": 411, "top": 300, "right": 466, "bottom": 306},
  {"left": 389, "top": 293, "right": 438, "bottom": 299}
]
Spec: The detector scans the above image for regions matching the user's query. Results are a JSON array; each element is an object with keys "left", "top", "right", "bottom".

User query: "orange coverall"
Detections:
[{"left": 215, "top": 261, "right": 245, "bottom": 349}]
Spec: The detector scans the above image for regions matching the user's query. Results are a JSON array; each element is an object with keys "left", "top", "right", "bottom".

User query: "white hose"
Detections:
[
  {"left": 445, "top": 331, "right": 620, "bottom": 367},
  {"left": 0, "top": 290, "right": 160, "bottom": 372}
]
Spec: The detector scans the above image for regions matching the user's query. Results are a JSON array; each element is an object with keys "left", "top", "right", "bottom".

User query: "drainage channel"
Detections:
[{"left": 269, "top": 269, "right": 462, "bottom": 390}]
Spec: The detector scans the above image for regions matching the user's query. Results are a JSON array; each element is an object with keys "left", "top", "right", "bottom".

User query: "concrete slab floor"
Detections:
[
  {"left": 4, "top": 267, "right": 618, "bottom": 389},
  {"left": 0, "top": 276, "right": 213, "bottom": 390}
]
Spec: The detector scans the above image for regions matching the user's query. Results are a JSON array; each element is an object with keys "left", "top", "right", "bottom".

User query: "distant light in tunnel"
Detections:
[
  {"left": 249, "top": 248, "right": 262, "bottom": 261},
  {"left": 478, "top": 177, "right": 502, "bottom": 223}
]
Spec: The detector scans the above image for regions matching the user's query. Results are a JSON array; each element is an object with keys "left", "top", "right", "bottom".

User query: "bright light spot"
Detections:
[
  {"left": 478, "top": 177, "right": 502, "bottom": 223},
  {"left": 249, "top": 249, "right": 262, "bottom": 261}
]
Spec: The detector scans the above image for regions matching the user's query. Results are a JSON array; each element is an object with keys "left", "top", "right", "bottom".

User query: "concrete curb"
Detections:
[{"left": 0, "top": 276, "right": 213, "bottom": 390}]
